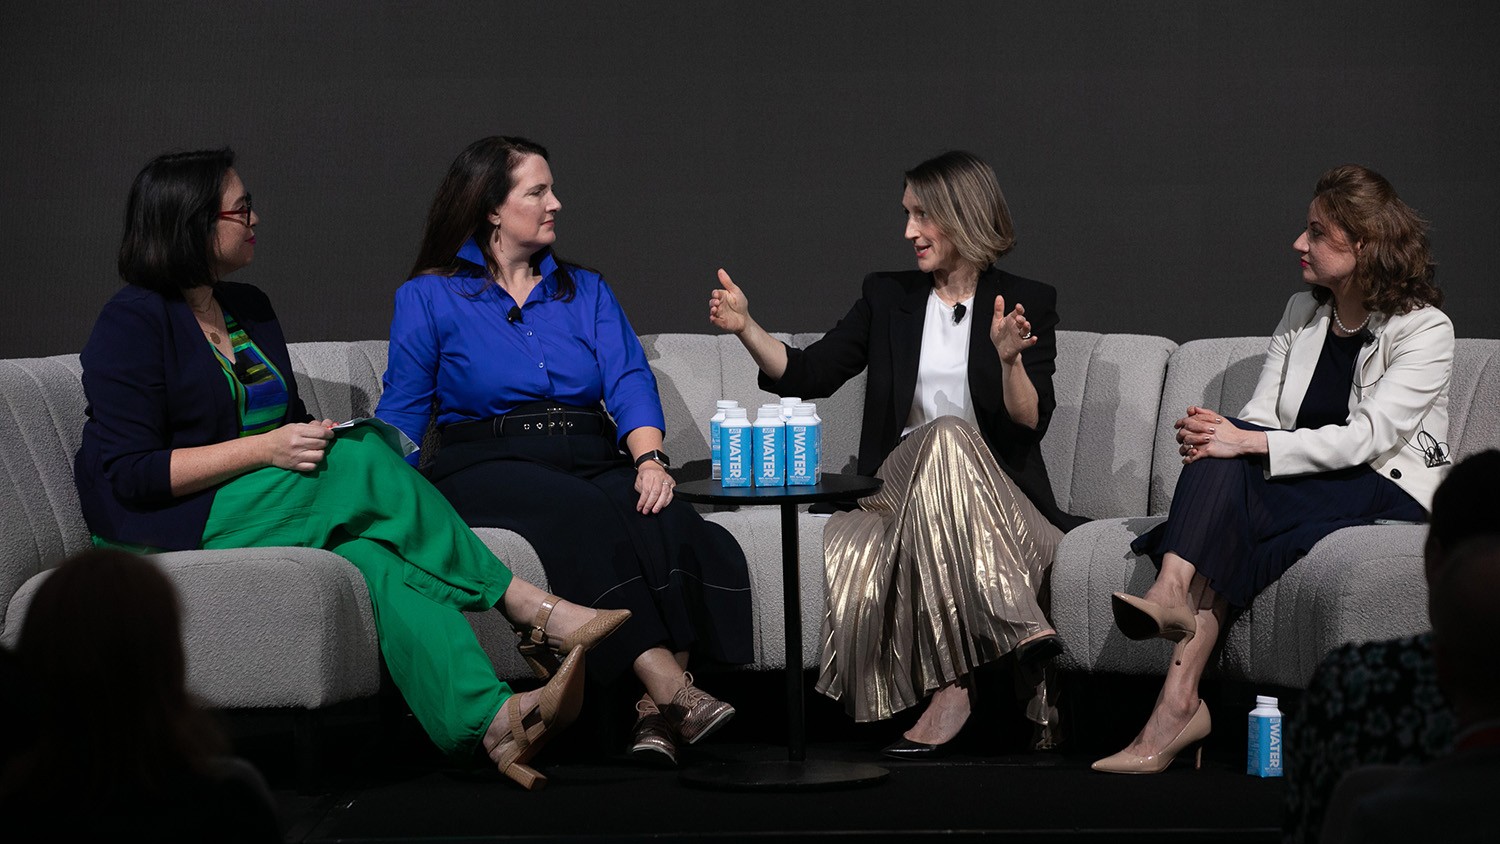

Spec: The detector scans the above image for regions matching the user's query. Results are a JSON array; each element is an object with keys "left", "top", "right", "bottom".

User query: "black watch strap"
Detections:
[{"left": 634, "top": 449, "right": 670, "bottom": 468}]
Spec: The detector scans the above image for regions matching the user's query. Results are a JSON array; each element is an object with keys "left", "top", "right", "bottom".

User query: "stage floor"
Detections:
[{"left": 257, "top": 670, "right": 1289, "bottom": 843}]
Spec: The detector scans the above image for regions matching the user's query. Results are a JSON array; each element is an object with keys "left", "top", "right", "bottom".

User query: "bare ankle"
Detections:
[
  {"left": 1142, "top": 582, "right": 1186, "bottom": 608},
  {"left": 544, "top": 601, "right": 593, "bottom": 644}
]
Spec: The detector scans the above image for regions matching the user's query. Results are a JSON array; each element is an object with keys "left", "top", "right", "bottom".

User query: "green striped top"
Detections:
[{"left": 213, "top": 311, "right": 291, "bottom": 437}]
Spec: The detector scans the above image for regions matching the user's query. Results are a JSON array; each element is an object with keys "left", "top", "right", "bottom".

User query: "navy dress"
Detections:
[{"left": 1132, "top": 330, "right": 1425, "bottom": 608}]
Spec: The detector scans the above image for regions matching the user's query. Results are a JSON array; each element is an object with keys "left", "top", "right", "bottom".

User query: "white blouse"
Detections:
[{"left": 903, "top": 289, "right": 976, "bottom": 436}]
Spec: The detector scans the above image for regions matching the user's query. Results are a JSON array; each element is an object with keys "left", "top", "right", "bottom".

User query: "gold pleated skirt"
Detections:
[{"left": 815, "top": 416, "right": 1063, "bottom": 722}]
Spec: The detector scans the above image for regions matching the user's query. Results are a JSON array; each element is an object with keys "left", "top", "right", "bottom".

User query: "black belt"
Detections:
[{"left": 441, "top": 404, "right": 609, "bottom": 444}]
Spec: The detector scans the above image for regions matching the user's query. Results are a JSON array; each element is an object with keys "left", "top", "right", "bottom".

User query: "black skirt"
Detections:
[
  {"left": 1131, "top": 418, "right": 1425, "bottom": 608},
  {"left": 425, "top": 431, "right": 753, "bottom": 685}
]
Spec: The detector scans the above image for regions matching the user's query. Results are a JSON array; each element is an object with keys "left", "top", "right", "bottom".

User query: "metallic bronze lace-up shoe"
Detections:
[
  {"left": 629, "top": 695, "right": 678, "bottom": 767},
  {"left": 661, "top": 672, "right": 735, "bottom": 745}
]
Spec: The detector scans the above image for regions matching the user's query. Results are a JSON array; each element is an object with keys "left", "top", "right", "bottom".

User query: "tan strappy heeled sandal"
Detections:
[
  {"left": 515, "top": 595, "right": 632, "bottom": 679},
  {"left": 483, "top": 645, "right": 587, "bottom": 790}
]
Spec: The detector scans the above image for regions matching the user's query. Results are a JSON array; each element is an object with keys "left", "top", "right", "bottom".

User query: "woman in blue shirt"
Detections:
[
  {"left": 377, "top": 137, "right": 752, "bottom": 766},
  {"left": 75, "top": 148, "right": 628, "bottom": 790}
]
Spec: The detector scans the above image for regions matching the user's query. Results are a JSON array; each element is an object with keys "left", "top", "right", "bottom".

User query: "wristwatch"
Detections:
[{"left": 633, "top": 449, "right": 671, "bottom": 469}]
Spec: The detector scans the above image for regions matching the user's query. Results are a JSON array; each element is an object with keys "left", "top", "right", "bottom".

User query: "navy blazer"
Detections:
[
  {"left": 762, "top": 266, "right": 1083, "bottom": 531},
  {"left": 74, "top": 282, "right": 311, "bottom": 550}
]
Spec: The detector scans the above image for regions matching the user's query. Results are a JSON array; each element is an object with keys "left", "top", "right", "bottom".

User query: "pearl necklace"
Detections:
[{"left": 1332, "top": 305, "right": 1370, "bottom": 336}]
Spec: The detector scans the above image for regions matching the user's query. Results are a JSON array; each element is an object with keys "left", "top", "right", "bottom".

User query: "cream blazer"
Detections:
[{"left": 1238, "top": 291, "right": 1454, "bottom": 511}]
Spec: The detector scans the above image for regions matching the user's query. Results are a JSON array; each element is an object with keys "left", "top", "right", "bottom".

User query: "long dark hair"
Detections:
[
  {"left": 2, "top": 549, "right": 226, "bottom": 800},
  {"left": 1310, "top": 164, "right": 1442, "bottom": 315},
  {"left": 117, "top": 148, "right": 236, "bottom": 297},
  {"left": 409, "top": 136, "right": 576, "bottom": 301}
]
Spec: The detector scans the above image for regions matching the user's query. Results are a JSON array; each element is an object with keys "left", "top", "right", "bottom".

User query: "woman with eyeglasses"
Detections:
[
  {"left": 710, "top": 151, "right": 1085, "bottom": 757},
  {"left": 376, "top": 137, "right": 752, "bottom": 767},
  {"left": 74, "top": 148, "right": 630, "bottom": 790}
]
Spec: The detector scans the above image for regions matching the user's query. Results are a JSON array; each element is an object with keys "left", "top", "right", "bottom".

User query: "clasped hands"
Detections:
[{"left": 1174, "top": 407, "right": 1265, "bottom": 464}]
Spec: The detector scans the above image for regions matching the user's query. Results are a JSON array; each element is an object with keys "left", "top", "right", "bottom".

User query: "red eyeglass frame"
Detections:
[{"left": 216, "top": 194, "right": 253, "bottom": 226}]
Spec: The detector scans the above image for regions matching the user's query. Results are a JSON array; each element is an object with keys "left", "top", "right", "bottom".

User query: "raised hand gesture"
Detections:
[
  {"left": 989, "top": 294, "right": 1037, "bottom": 365},
  {"left": 709, "top": 268, "right": 752, "bottom": 334}
]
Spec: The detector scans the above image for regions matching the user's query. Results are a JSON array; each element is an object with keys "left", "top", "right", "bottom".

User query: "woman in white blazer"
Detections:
[{"left": 1094, "top": 164, "right": 1453, "bottom": 774}]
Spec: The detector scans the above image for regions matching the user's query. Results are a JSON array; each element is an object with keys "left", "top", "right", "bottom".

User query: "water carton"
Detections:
[
  {"left": 1247, "top": 695, "right": 1283, "bottom": 777},
  {"left": 719, "top": 407, "right": 752, "bottom": 487},
  {"left": 786, "top": 402, "right": 821, "bottom": 486},
  {"left": 752, "top": 404, "right": 786, "bottom": 487},
  {"left": 709, "top": 400, "right": 738, "bottom": 480}
]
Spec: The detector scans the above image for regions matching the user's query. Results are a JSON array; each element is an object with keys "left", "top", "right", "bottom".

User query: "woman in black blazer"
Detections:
[{"left": 711, "top": 151, "right": 1084, "bottom": 756}]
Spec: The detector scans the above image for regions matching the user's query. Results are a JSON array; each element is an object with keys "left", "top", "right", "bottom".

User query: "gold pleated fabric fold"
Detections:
[{"left": 815, "top": 416, "right": 1063, "bottom": 722}]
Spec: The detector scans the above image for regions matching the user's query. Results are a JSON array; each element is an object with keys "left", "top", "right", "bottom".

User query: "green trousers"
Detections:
[{"left": 201, "top": 424, "right": 514, "bottom": 755}]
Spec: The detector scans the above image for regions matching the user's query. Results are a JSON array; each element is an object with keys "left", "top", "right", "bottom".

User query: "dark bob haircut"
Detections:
[{"left": 117, "top": 148, "right": 236, "bottom": 297}]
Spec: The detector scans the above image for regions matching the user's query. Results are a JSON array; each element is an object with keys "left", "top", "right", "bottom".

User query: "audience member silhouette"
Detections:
[
  {"left": 0, "top": 549, "right": 282, "bottom": 842},
  {"left": 1319, "top": 535, "right": 1500, "bottom": 843},
  {"left": 1284, "top": 449, "right": 1500, "bottom": 842}
]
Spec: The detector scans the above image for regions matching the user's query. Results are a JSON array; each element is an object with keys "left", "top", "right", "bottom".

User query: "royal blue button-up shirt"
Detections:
[{"left": 375, "top": 240, "right": 665, "bottom": 458}]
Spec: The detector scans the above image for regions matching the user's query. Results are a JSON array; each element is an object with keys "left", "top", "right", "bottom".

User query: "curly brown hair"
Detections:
[{"left": 1310, "top": 164, "right": 1442, "bottom": 314}]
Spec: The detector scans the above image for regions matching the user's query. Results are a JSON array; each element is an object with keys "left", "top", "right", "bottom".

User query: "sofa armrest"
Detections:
[{"left": 4, "top": 547, "right": 382, "bottom": 709}]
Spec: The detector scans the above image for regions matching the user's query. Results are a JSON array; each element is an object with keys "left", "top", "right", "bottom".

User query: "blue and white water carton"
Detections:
[
  {"left": 1247, "top": 695, "right": 1283, "bottom": 777},
  {"left": 779, "top": 396, "right": 802, "bottom": 422},
  {"left": 719, "top": 407, "right": 752, "bottom": 487},
  {"left": 752, "top": 404, "right": 786, "bottom": 487},
  {"left": 709, "top": 400, "right": 738, "bottom": 480},
  {"left": 786, "top": 402, "right": 821, "bottom": 486}
]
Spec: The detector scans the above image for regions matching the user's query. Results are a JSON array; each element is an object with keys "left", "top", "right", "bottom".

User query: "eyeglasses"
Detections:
[{"left": 216, "top": 194, "right": 253, "bottom": 227}]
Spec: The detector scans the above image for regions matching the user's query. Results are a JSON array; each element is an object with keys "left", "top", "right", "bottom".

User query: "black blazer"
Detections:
[
  {"left": 74, "top": 282, "right": 311, "bottom": 550},
  {"left": 761, "top": 266, "right": 1084, "bottom": 531}
]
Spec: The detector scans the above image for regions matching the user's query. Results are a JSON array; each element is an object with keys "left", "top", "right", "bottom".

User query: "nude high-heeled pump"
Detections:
[
  {"left": 1091, "top": 700, "right": 1212, "bottom": 774},
  {"left": 1111, "top": 593, "right": 1197, "bottom": 644},
  {"left": 515, "top": 595, "right": 631, "bottom": 679},
  {"left": 483, "top": 645, "right": 587, "bottom": 790}
]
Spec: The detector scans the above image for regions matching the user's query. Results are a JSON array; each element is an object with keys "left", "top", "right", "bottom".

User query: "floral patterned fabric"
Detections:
[{"left": 1283, "top": 633, "right": 1457, "bottom": 843}]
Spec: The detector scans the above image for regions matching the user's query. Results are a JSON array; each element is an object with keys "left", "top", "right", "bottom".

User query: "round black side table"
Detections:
[{"left": 674, "top": 474, "right": 887, "bottom": 790}]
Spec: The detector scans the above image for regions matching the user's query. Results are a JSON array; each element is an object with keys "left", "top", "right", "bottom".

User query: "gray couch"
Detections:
[{"left": 3, "top": 332, "right": 1497, "bottom": 719}]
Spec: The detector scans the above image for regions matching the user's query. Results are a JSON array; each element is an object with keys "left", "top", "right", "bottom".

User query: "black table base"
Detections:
[{"left": 675, "top": 475, "right": 887, "bottom": 791}]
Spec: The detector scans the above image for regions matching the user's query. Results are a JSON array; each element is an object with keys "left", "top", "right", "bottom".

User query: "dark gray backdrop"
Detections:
[{"left": 3, "top": 2, "right": 1496, "bottom": 359}]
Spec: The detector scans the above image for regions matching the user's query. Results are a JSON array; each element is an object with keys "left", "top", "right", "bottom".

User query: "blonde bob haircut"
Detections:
[{"left": 904, "top": 151, "right": 1015, "bottom": 270}]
